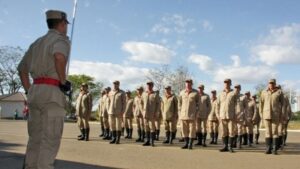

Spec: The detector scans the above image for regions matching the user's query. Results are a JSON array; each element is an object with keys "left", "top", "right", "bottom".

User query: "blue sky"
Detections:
[{"left": 1, "top": 0, "right": 300, "bottom": 102}]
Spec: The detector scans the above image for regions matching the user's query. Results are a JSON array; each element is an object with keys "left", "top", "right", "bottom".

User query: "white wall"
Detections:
[{"left": 0, "top": 102, "right": 25, "bottom": 118}]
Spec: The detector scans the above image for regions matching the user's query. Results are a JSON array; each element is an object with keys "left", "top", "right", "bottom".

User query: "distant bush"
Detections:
[{"left": 291, "top": 111, "right": 300, "bottom": 121}]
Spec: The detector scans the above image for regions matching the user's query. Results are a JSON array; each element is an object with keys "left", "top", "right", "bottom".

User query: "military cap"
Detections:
[
  {"left": 211, "top": 90, "right": 216, "bottom": 94},
  {"left": 245, "top": 91, "right": 250, "bottom": 95},
  {"left": 113, "top": 80, "right": 120, "bottom": 85},
  {"left": 46, "top": 10, "right": 69, "bottom": 23},
  {"left": 198, "top": 84, "right": 204, "bottom": 89},
  {"left": 234, "top": 84, "right": 241, "bottom": 88},
  {"left": 185, "top": 79, "right": 193, "bottom": 83},
  {"left": 136, "top": 86, "right": 144, "bottom": 91},
  {"left": 269, "top": 79, "right": 276, "bottom": 84},
  {"left": 164, "top": 85, "right": 171, "bottom": 90},
  {"left": 146, "top": 81, "right": 154, "bottom": 85},
  {"left": 81, "top": 83, "right": 88, "bottom": 87},
  {"left": 252, "top": 95, "right": 257, "bottom": 98},
  {"left": 105, "top": 87, "right": 111, "bottom": 91},
  {"left": 101, "top": 90, "right": 106, "bottom": 94},
  {"left": 277, "top": 85, "right": 282, "bottom": 89},
  {"left": 126, "top": 90, "right": 131, "bottom": 94},
  {"left": 224, "top": 78, "right": 232, "bottom": 83}
]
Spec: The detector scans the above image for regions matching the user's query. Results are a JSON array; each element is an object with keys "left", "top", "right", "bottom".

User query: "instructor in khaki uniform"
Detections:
[
  {"left": 123, "top": 90, "right": 134, "bottom": 139},
  {"left": 133, "top": 86, "right": 145, "bottom": 142},
  {"left": 76, "top": 83, "right": 93, "bottom": 141},
  {"left": 108, "top": 81, "right": 126, "bottom": 144},
  {"left": 260, "top": 79, "right": 284, "bottom": 155},
  {"left": 18, "top": 10, "right": 71, "bottom": 169},
  {"left": 142, "top": 81, "right": 160, "bottom": 146},
  {"left": 98, "top": 90, "right": 106, "bottom": 137},
  {"left": 218, "top": 79, "right": 237, "bottom": 153},
  {"left": 208, "top": 90, "right": 219, "bottom": 144},
  {"left": 178, "top": 79, "right": 199, "bottom": 150}
]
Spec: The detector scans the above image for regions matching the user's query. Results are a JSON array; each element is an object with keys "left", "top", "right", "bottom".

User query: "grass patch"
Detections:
[{"left": 288, "top": 121, "right": 300, "bottom": 130}]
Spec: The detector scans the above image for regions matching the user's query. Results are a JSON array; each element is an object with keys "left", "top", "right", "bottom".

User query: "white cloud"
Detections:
[
  {"left": 202, "top": 20, "right": 213, "bottom": 32},
  {"left": 188, "top": 54, "right": 214, "bottom": 72},
  {"left": 122, "top": 41, "right": 175, "bottom": 64},
  {"left": 252, "top": 23, "right": 300, "bottom": 65},
  {"left": 151, "top": 24, "right": 171, "bottom": 34},
  {"left": 69, "top": 60, "right": 149, "bottom": 90},
  {"left": 189, "top": 54, "right": 276, "bottom": 84}
]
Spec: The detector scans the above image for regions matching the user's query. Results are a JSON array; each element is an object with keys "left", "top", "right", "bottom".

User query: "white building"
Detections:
[{"left": 0, "top": 92, "right": 27, "bottom": 119}]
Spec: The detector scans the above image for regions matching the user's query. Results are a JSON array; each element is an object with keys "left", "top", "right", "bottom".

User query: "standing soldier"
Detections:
[
  {"left": 108, "top": 81, "right": 126, "bottom": 144},
  {"left": 134, "top": 86, "right": 145, "bottom": 142},
  {"left": 98, "top": 90, "right": 106, "bottom": 137},
  {"left": 142, "top": 81, "right": 160, "bottom": 146},
  {"left": 154, "top": 91, "right": 162, "bottom": 141},
  {"left": 178, "top": 79, "right": 199, "bottom": 149},
  {"left": 218, "top": 79, "right": 237, "bottom": 153},
  {"left": 76, "top": 83, "right": 93, "bottom": 141},
  {"left": 161, "top": 86, "right": 178, "bottom": 144},
  {"left": 124, "top": 90, "right": 134, "bottom": 139},
  {"left": 245, "top": 91, "right": 255, "bottom": 147},
  {"left": 234, "top": 84, "right": 247, "bottom": 149},
  {"left": 195, "top": 84, "right": 211, "bottom": 147},
  {"left": 260, "top": 79, "right": 284, "bottom": 155},
  {"left": 252, "top": 95, "right": 261, "bottom": 144},
  {"left": 208, "top": 90, "right": 219, "bottom": 144},
  {"left": 18, "top": 10, "right": 71, "bottom": 168},
  {"left": 277, "top": 85, "right": 293, "bottom": 147},
  {"left": 103, "top": 87, "right": 112, "bottom": 140}
]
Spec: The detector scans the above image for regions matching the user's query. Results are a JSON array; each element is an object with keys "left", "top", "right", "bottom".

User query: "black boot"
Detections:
[
  {"left": 128, "top": 128, "right": 133, "bottom": 139},
  {"left": 229, "top": 137, "right": 235, "bottom": 153},
  {"left": 136, "top": 129, "right": 142, "bottom": 142},
  {"left": 232, "top": 135, "right": 237, "bottom": 148},
  {"left": 195, "top": 132, "right": 202, "bottom": 146},
  {"left": 103, "top": 129, "right": 109, "bottom": 140},
  {"left": 78, "top": 128, "right": 83, "bottom": 138},
  {"left": 99, "top": 126, "right": 105, "bottom": 137},
  {"left": 220, "top": 136, "right": 229, "bottom": 152},
  {"left": 249, "top": 134, "right": 253, "bottom": 147},
  {"left": 265, "top": 138, "right": 272, "bottom": 154},
  {"left": 78, "top": 128, "right": 85, "bottom": 141},
  {"left": 243, "top": 134, "right": 248, "bottom": 145},
  {"left": 109, "top": 131, "right": 117, "bottom": 144},
  {"left": 125, "top": 128, "right": 130, "bottom": 139},
  {"left": 163, "top": 131, "right": 170, "bottom": 144},
  {"left": 202, "top": 133, "right": 207, "bottom": 147},
  {"left": 143, "top": 132, "right": 151, "bottom": 146},
  {"left": 209, "top": 132, "right": 214, "bottom": 144},
  {"left": 188, "top": 137, "right": 194, "bottom": 150},
  {"left": 181, "top": 137, "right": 189, "bottom": 149},
  {"left": 174, "top": 129, "right": 177, "bottom": 139},
  {"left": 151, "top": 132, "right": 156, "bottom": 147},
  {"left": 155, "top": 130, "right": 160, "bottom": 141},
  {"left": 85, "top": 128, "right": 90, "bottom": 141},
  {"left": 255, "top": 133, "right": 260, "bottom": 144},
  {"left": 179, "top": 137, "right": 185, "bottom": 142},
  {"left": 170, "top": 132, "right": 175, "bottom": 144},
  {"left": 121, "top": 127, "right": 125, "bottom": 136},
  {"left": 278, "top": 136, "right": 283, "bottom": 149},
  {"left": 141, "top": 130, "right": 146, "bottom": 142},
  {"left": 116, "top": 131, "right": 121, "bottom": 144},
  {"left": 273, "top": 138, "right": 280, "bottom": 155},
  {"left": 237, "top": 135, "right": 242, "bottom": 149},
  {"left": 283, "top": 133, "right": 287, "bottom": 146},
  {"left": 214, "top": 132, "right": 219, "bottom": 144}
]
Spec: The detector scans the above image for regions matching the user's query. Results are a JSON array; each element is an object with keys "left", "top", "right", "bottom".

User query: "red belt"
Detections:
[{"left": 33, "top": 77, "right": 60, "bottom": 86}]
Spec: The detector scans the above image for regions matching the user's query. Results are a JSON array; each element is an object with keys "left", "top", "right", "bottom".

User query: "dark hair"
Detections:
[{"left": 47, "top": 19, "right": 64, "bottom": 29}]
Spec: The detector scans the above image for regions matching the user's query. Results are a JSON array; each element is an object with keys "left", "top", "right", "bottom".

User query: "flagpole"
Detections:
[{"left": 67, "top": 0, "right": 78, "bottom": 76}]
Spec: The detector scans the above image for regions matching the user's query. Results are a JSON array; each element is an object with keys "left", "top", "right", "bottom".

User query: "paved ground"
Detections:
[{"left": 0, "top": 120, "right": 299, "bottom": 169}]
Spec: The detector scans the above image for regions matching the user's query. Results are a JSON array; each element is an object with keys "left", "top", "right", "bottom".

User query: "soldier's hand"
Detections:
[{"left": 59, "top": 80, "right": 72, "bottom": 92}]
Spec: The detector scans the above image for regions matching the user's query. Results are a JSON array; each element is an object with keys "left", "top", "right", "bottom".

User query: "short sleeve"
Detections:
[
  {"left": 52, "top": 38, "right": 70, "bottom": 59},
  {"left": 17, "top": 47, "right": 32, "bottom": 72}
]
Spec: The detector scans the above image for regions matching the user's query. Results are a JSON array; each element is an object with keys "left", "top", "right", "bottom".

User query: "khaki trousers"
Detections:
[
  {"left": 155, "top": 118, "right": 162, "bottom": 130},
  {"left": 124, "top": 117, "right": 133, "bottom": 129},
  {"left": 208, "top": 120, "right": 219, "bottom": 133},
  {"left": 77, "top": 115, "right": 83, "bottom": 129},
  {"left": 164, "top": 118, "right": 177, "bottom": 132},
  {"left": 144, "top": 118, "right": 156, "bottom": 132},
  {"left": 109, "top": 114, "right": 122, "bottom": 131},
  {"left": 135, "top": 115, "right": 145, "bottom": 130},
  {"left": 25, "top": 102, "right": 65, "bottom": 169},
  {"left": 181, "top": 120, "right": 196, "bottom": 138},
  {"left": 236, "top": 121, "right": 245, "bottom": 135},
  {"left": 221, "top": 119, "right": 235, "bottom": 137},
  {"left": 264, "top": 119, "right": 279, "bottom": 138},
  {"left": 103, "top": 116, "right": 109, "bottom": 129},
  {"left": 196, "top": 118, "right": 207, "bottom": 133},
  {"left": 278, "top": 120, "right": 288, "bottom": 136},
  {"left": 245, "top": 120, "right": 254, "bottom": 134},
  {"left": 253, "top": 122, "right": 260, "bottom": 135}
]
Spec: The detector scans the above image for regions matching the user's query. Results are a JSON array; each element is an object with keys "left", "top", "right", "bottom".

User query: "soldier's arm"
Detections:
[
  {"left": 178, "top": 94, "right": 182, "bottom": 113},
  {"left": 174, "top": 96, "right": 179, "bottom": 118},
  {"left": 54, "top": 53, "right": 67, "bottom": 84},
  {"left": 259, "top": 94, "right": 264, "bottom": 119},
  {"left": 207, "top": 95, "right": 212, "bottom": 114},
  {"left": 121, "top": 92, "right": 126, "bottom": 114},
  {"left": 18, "top": 48, "right": 32, "bottom": 93}
]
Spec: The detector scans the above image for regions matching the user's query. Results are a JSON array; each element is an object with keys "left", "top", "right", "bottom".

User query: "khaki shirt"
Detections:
[
  {"left": 282, "top": 95, "right": 292, "bottom": 122},
  {"left": 208, "top": 98, "right": 219, "bottom": 121},
  {"left": 124, "top": 98, "right": 134, "bottom": 118},
  {"left": 133, "top": 95, "right": 143, "bottom": 117},
  {"left": 17, "top": 29, "right": 70, "bottom": 107},
  {"left": 218, "top": 89, "right": 237, "bottom": 120},
  {"left": 76, "top": 92, "right": 92, "bottom": 117},
  {"left": 259, "top": 88, "right": 284, "bottom": 121},
  {"left": 142, "top": 91, "right": 160, "bottom": 120},
  {"left": 235, "top": 94, "right": 247, "bottom": 122},
  {"left": 98, "top": 96, "right": 106, "bottom": 117},
  {"left": 108, "top": 89, "right": 126, "bottom": 116},
  {"left": 198, "top": 93, "right": 211, "bottom": 119},
  {"left": 178, "top": 89, "right": 199, "bottom": 120},
  {"left": 162, "top": 94, "right": 178, "bottom": 121},
  {"left": 246, "top": 98, "right": 257, "bottom": 122}
]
